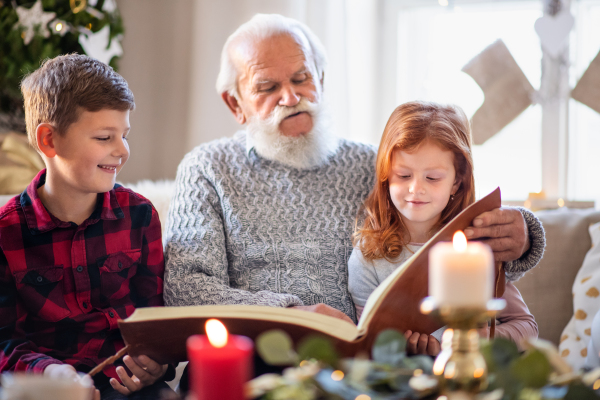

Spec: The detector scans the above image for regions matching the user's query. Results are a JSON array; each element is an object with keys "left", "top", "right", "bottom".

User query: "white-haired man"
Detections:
[{"left": 164, "top": 14, "right": 545, "bottom": 336}]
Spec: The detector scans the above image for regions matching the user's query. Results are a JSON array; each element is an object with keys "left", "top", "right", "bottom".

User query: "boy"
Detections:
[{"left": 0, "top": 54, "right": 175, "bottom": 399}]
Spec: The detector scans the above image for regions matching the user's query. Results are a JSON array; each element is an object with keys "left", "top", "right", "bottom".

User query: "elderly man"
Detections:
[{"left": 163, "top": 14, "right": 545, "bottom": 327}]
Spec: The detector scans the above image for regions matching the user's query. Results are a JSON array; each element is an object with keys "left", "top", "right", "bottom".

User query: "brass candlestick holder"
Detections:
[{"left": 420, "top": 297, "right": 506, "bottom": 394}]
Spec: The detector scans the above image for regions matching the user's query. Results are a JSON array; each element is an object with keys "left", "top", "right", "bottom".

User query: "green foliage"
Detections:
[
  {"left": 251, "top": 330, "right": 600, "bottom": 400},
  {"left": 297, "top": 336, "right": 339, "bottom": 369},
  {"left": 256, "top": 329, "right": 297, "bottom": 366},
  {"left": 0, "top": 0, "right": 124, "bottom": 129}
]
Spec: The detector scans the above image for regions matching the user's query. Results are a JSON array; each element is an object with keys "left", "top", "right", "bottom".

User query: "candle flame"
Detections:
[
  {"left": 205, "top": 319, "right": 228, "bottom": 348},
  {"left": 453, "top": 231, "right": 467, "bottom": 252}
]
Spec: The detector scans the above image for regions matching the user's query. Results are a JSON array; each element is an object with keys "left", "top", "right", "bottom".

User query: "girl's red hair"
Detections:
[{"left": 354, "top": 101, "right": 476, "bottom": 261}]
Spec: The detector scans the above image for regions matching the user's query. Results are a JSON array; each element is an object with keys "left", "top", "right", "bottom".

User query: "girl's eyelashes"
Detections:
[{"left": 427, "top": 177, "right": 441, "bottom": 182}]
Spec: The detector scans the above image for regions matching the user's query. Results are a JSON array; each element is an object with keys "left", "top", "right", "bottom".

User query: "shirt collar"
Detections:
[{"left": 20, "top": 169, "right": 124, "bottom": 235}]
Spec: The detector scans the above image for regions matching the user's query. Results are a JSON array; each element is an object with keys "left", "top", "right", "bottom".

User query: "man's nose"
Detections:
[{"left": 279, "top": 84, "right": 300, "bottom": 107}]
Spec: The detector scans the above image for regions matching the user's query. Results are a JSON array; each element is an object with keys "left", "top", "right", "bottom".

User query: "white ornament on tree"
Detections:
[
  {"left": 102, "top": 0, "right": 117, "bottom": 13},
  {"left": 534, "top": 10, "right": 575, "bottom": 59},
  {"left": 14, "top": 0, "right": 56, "bottom": 45},
  {"left": 78, "top": 25, "right": 123, "bottom": 66}
]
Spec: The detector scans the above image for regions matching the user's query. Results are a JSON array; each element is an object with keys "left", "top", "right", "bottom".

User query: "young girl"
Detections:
[{"left": 349, "top": 101, "right": 538, "bottom": 355}]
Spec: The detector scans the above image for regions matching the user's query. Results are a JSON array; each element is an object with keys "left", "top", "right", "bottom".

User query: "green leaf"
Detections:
[
  {"left": 297, "top": 335, "right": 339, "bottom": 367},
  {"left": 371, "top": 329, "right": 407, "bottom": 367},
  {"left": 256, "top": 330, "right": 297, "bottom": 366},
  {"left": 510, "top": 349, "right": 552, "bottom": 389},
  {"left": 481, "top": 337, "right": 520, "bottom": 373}
]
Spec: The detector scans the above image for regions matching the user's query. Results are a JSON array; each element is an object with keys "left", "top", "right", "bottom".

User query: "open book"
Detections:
[{"left": 119, "top": 188, "right": 503, "bottom": 364}]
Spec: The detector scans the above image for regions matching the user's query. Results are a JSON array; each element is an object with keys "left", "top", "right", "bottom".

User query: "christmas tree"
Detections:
[{"left": 0, "top": 0, "right": 124, "bottom": 132}]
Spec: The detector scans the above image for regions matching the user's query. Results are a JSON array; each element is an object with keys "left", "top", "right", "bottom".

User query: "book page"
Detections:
[
  {"left": 356, "top": 244, "right": 428, "bottom": 333},
  {"left": 126, "top": 304, "right": 361, "bottom": 342}
]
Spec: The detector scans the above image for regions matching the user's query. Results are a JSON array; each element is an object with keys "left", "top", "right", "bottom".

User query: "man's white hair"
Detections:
[{"left": 216, "top": 13, "right": 328, "bottom": 97}]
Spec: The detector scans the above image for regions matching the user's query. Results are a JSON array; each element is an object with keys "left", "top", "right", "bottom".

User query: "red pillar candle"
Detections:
[{"left": 187, "top": 319, "right": 253, "bottom": 400}]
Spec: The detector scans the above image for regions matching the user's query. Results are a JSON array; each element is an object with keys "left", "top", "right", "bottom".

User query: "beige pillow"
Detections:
[{"left": 515, "top": 208, "right": 600, "bottom": 345}]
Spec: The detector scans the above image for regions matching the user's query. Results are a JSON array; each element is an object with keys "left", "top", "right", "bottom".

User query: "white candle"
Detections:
[{"left": 429, "top": 231, "right": 494, "bottom": 307}]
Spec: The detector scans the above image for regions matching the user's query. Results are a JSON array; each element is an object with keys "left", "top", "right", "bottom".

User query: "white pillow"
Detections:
[{"left": 559, "top": 220, "right": 600, "bottom": 370}]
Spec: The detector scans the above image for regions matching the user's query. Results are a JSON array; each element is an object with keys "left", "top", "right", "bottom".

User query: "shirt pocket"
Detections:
[
  {"left": 98, "top": 249, "right": 141, "bottom": 301},
  {"left": 13, "top": 266, "right": 71, "bottom": 322}
]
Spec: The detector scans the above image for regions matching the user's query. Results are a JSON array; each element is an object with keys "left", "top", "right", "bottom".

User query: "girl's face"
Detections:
[{"left": 388, "top": 140, "right": 459, "bottom": 242}]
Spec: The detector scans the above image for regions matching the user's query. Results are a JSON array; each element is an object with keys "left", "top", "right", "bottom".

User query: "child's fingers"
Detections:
[
  {"left": 123, "top": 355, "right": 153, "bottom": 385},
  {"left": 427, "top": 336, "right": 441, "bottom": 356},
  {"left": 406, "top": 332, "right": 420, "bottom": 354},
  {"left": 110, "top": 377, "right": 131, "bottom": 396},
  {"left": 417, "top": 334, "right": 429, "bottom": 354},
  {"left": 114, "top": 365, "right": 142, "bottom": 393}
]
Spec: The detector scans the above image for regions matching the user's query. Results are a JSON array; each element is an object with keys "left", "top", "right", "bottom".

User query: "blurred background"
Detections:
[{"left": 1, "top": 0, "right": 599, "bottom": 206}]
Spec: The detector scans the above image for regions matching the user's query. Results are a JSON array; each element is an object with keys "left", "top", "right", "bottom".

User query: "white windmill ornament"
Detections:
[
  {"left": 462, "top": 0, "right": 599, "bottom": 207},
  {"left": 79, "top": 25, "right": 123, "bottom": 66}
]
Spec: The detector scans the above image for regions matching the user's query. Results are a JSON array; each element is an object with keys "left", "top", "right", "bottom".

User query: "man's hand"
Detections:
[
  {"left": 464, "top": 207, "right": 530, "bottom": 262},
  {"left": 292, "top": 303, "right": 354, "bottom": 324},
  {"left": 404, "top": 330, "right": 440, "bottom": 356},
  {"left": 109, "top": 355, "right": 168, "bottom": 395},
  {"left": 44, "top": 364, "right": 100, "bottom": 400}
]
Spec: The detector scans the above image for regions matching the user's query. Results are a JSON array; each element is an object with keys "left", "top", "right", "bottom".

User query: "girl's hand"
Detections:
[
  {"left": 404, "top": 330, "right": 441, "bottom": 356},
  {"left": 109, "top": 355, "right": 168, "bottom": 395}
]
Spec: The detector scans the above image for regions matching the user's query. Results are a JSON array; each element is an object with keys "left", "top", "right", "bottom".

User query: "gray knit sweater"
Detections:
[{"left": 163, "top": 131, "right": 545, "bottom": 320}]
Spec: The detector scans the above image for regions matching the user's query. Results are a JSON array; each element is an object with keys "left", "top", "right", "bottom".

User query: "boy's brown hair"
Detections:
[{"left": 20, "top": 54, "right": 135, "bottom": 150}]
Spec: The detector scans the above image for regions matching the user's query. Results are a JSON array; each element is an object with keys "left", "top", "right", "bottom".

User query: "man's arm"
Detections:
[
  {"left": 464, "top": 207, "right": 545, "bottom": 281},
  {"left": 163, "top": 151, "right": 304, "bottom": 308}
]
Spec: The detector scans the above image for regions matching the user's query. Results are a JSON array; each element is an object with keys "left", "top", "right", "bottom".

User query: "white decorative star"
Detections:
[
  {"left": 102, "top": 0, "right": 117, "bottom": 13},
  {"left": 14, "top": 0, "right": 56, "bottom": 45},
  {"left": 78, "top": 25, "right": 123, "bottom": 65}
]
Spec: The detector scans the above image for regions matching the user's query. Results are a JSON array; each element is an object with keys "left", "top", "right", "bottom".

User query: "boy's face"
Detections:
[{"left": 50, "top": 109, "right": 130, "bottom": 195}]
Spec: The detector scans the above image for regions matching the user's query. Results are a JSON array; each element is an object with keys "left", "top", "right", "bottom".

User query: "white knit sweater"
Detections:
[{"left": 163, "top": 131, "right": 545, "bottom": 320}]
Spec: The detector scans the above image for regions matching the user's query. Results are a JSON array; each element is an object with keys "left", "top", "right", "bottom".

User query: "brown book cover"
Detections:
[{"left": 118, "top": 188, "right": 502, "bottom": 364}]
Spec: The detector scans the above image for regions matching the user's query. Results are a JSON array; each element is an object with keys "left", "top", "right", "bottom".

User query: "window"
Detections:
[{"left": 393, "top": 0, "right": 600, "bottom": 205}]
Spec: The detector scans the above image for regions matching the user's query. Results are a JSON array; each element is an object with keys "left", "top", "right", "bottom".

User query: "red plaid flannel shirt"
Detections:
[{"left": 0, "top": 170, "right": 165, "bottom": 383}]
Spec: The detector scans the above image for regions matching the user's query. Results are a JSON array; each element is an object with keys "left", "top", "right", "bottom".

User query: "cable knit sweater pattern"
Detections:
[{"left": 163, "top": 131, "right": 545, "bottom": 320}]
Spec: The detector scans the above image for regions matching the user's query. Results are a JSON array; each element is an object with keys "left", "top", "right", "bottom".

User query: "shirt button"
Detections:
[
  {"left": 109, "top": 311, "right": 115, "bottom": 318},
  {"left": 36, "top": 276, "right": 43, "bottom": 283},
  {"left": 83, "top": 302, "right": 88, "bottom": 309},
  {"left": 76, "top": 266, "right": 84, "bottom": 272},
  {"left": 118, "top": 262, "right": 123, "bottom": 269}
]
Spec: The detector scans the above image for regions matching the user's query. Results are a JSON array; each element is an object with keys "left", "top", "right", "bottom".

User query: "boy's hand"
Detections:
[
  {"left": 404, "top": 330, "right": 441, "bottom": 356},
  {"left": 464, "top": 207, "right": 530, "bottom": 263},
  {"left": 44, "top": 364, "right": 100, "bottom": 400},
  {"left": 110, "top": 355, "right": 168, "bottom": 395}
]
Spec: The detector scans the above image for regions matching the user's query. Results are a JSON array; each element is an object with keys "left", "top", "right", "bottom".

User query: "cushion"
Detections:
[
  {"left": 558, "top": 221, "right": 600, "bottom": 370},
  {"left": 514, "top": 208, "right": 600, "bottom": 345}
]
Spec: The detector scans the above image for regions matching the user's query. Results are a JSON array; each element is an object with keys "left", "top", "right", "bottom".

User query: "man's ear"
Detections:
[
  {"left": 221, "top": 92, "right": 246, "bottom": 125},
  {"left": 36, "top": 123, "right": 57, "bottom": 158}
]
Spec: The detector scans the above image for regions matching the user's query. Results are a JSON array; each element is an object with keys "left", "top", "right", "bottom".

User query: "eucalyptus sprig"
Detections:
[{"left": 249, "top": 330, "right": 600, "bottom": 400}]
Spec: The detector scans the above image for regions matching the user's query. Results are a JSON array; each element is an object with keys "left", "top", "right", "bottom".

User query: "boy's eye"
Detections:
[{"left": 96, "top": 137, "right": 110, "bottom": 141}]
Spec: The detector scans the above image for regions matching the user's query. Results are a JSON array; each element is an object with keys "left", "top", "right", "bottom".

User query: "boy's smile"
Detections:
[{"left": 388, "top": 140, "right": 459, "bottom": 243}]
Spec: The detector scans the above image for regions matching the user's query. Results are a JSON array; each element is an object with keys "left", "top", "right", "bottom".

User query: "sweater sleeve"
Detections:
[
  {"left": 504, "top": 207, "right": 546, "bottom": 281},
  {"left": 494, "top": 281, "right": 538, "bottom": 350},
  {"left": 163, "top": 152, "right": 303, "bottom": 308}
]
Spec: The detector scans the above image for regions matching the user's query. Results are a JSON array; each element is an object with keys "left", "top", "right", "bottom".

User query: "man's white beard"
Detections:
[{"left": 246, "top": 98, "right": 339, "bottom": 169}]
